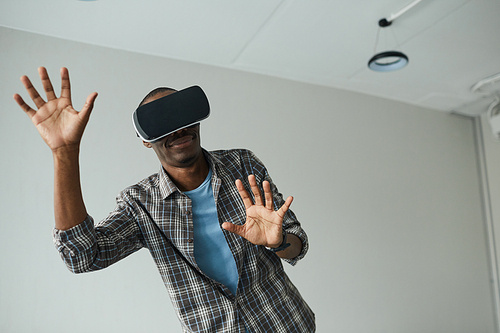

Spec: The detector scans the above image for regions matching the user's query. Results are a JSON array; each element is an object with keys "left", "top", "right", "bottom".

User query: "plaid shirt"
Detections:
[{"left": 53, "top": 149, "right": 315, "bottom": 332}]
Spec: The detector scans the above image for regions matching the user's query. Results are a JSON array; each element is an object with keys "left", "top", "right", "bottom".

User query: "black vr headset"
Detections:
[{"left": 133, "top": 85, "right": 210, "bottom": 143}]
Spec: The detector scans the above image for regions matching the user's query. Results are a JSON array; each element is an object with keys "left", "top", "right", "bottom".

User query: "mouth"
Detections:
[{"left": 168, "top": 134, "right": 194, "bottom": 148}]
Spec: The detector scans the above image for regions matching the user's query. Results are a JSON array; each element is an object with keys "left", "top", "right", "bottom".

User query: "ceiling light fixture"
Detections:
[
  {"left": 368, "top": 0, "right": 423, "bottom": 72},
  {"left": 471, "top": 72, "right": 500, "bottom": 141},
  {"left": 471, "top": 72, "right": 500, "bottom": 95}
]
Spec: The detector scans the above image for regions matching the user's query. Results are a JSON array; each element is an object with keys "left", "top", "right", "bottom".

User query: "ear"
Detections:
[{"left": 143, "top": 141, "right": 152, "bottom": 148}]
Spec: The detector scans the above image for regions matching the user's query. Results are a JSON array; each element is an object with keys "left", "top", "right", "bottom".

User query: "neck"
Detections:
[{"left": 163, "top": 153, "right": 209, "bottom": 192}]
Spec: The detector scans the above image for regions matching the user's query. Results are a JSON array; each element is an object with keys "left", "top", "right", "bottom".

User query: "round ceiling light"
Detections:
[{"left": 368, "top": 51, "right": 408, "bottom": 72}]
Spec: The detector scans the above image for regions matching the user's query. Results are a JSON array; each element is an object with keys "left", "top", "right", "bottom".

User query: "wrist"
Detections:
[
  {"left": 266, "top": 229, "right": 291, "bottom": 253},
  {"left": 52, "top": 144, "right": 80, "bottom": 156},
  {"left": 52, "top": 146, "right": 81, "bottom": 165}
]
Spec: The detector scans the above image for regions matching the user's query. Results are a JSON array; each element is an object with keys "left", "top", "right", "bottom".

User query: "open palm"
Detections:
[
  {"left": 14, "top": 67, "right": 97, "bottom": 152},
  {"left": 222, "top": 175, "right": 293, "bottom": 248}
]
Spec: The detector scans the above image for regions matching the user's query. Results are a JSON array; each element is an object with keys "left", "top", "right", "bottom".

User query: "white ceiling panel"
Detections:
[
  {"left": 0, "top": 0, "right": 282, "bottom": 65},
  {"left": 232, "top": 1, "right": 379, "bottom": 80},
  {"left": 232, "top": 0, "right": 472, "bottom": 81}
]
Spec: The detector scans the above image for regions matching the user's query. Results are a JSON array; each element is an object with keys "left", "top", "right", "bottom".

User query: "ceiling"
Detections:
[{"left": 1, "top": 0, "right": 499, "bottom": 116}]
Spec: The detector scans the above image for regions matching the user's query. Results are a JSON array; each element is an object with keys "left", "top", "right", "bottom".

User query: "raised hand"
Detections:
[
  {"left": 13, "top": 67, "right": 97, "bottom": 152},
  {"left": 222, "top": 175, "right": 293, "bottom": 248}
]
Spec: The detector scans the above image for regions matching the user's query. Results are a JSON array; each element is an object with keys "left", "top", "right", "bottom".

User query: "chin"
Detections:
[
  {"left": 178, "top": 155, "right": 197, "bottom": 165},
  {"left": 176, "top": 148, "right": 202, "bottom": 166}
]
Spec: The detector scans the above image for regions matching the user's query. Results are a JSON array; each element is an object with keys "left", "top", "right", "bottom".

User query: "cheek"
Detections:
[{"left": 151, "top": 145, "right": 166, "bottom": 160}]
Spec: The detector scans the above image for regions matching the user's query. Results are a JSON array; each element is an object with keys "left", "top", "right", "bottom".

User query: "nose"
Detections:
[
  {"left": 166, "top": 128, "right": 188, "bottom": 141},
  {"left": 173, "top": 128, "right": 187, "bottom": 136}
]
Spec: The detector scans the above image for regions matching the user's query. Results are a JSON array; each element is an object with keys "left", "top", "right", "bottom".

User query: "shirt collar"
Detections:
[
  {"left": 158, "top": 166, "right": 179, "bottom": 199},
  {"left": 157, "top": 149, "right": 223, "bottom": 200}
]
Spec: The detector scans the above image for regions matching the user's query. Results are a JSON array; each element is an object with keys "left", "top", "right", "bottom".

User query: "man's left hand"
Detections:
[{"left": 222, "top": 175, "right": 292, "bottom": 248}]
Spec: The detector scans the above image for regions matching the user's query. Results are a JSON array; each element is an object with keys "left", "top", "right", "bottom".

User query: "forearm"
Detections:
[
  {"left": 276, "top": 233, "right": 302, "bottom": 259},
  {"left": 52, "top": 146, "right": 87, "bottom": 231}
]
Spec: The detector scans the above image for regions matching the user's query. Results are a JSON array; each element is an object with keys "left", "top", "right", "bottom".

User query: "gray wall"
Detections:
[
  {"left": 482, "top": 112, "right": 500, "bottom": 312},
  {"left": 0, "top": 26, "right": 496, "bottom": 332}
]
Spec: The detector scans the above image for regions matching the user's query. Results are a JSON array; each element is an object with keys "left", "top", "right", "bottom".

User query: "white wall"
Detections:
[
  {"left": 0, "top": 26, "right": 496, "bottom": 333},
  {"left": 481, "top": 112, "right": 500, "bottom": 318}
]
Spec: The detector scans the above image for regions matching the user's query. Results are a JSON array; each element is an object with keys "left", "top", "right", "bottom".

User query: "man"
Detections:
[{"left": 14, "top": 67, "right": 315, "bottom": 332}]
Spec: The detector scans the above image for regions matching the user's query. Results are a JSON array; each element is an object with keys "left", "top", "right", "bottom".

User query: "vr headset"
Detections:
[{"left": 133, "top": 85, "right": 210, "bottom": 143}]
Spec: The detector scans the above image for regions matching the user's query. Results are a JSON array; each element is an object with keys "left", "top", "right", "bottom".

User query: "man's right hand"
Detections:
[
  {"left": 14, "top": 67, "right": 98, "bottom": 230},
  {"left": 13, "top": 67, "right": 97, "bottom": 152}
]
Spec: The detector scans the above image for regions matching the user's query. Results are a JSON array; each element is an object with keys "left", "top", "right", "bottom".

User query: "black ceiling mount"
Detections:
[{"left": 378, "top": 18, "right": 392, "bottom": 27}]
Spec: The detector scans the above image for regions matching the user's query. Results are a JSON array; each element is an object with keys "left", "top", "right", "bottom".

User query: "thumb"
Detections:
[
  {"left": 276, "top": 196, "right": 293, "bottom": 218},
  {"left": 222, "top": 222, "right": 245, "bottom": 237},
  {"left": 80, "top": 92, "right": 98, "bottom": 121}
]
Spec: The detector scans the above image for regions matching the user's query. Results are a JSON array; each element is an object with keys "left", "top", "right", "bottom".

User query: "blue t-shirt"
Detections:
[{"left": 184, "top": 168, "right": 239, "bottom": 296}]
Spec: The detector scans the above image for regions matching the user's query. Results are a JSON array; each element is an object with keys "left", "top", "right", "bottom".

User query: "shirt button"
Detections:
[
  {"left": 187, "top": 239, "right": 193, "bottom": 243},
  {"left": 186, "top": 210, "right": 191, "bottom": 216}
]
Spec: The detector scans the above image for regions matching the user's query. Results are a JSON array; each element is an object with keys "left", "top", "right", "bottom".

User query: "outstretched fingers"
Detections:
[
  {"left": 248, "top": 175, "right": 264, "bottom": 206},
  {"left": 20, "top": 75, "right": 46, "bottom": 109},
  {"left": 59, "top": 67, "right": 72, "bottom": 103},
  {"left": 38, "top": 67, "right": 56, "bottom": 101},
  {"left": 13, "top": 94, "right": 36, "bottom": 119},
  {"left": 263, "top": 180, "right": 273, "bottom": 210},
  {"left": 236, "top": 175, "right": 292, "bottom": 217},
  {"left": 236, "top": 179, "right": 253, "bottom": 209}
]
